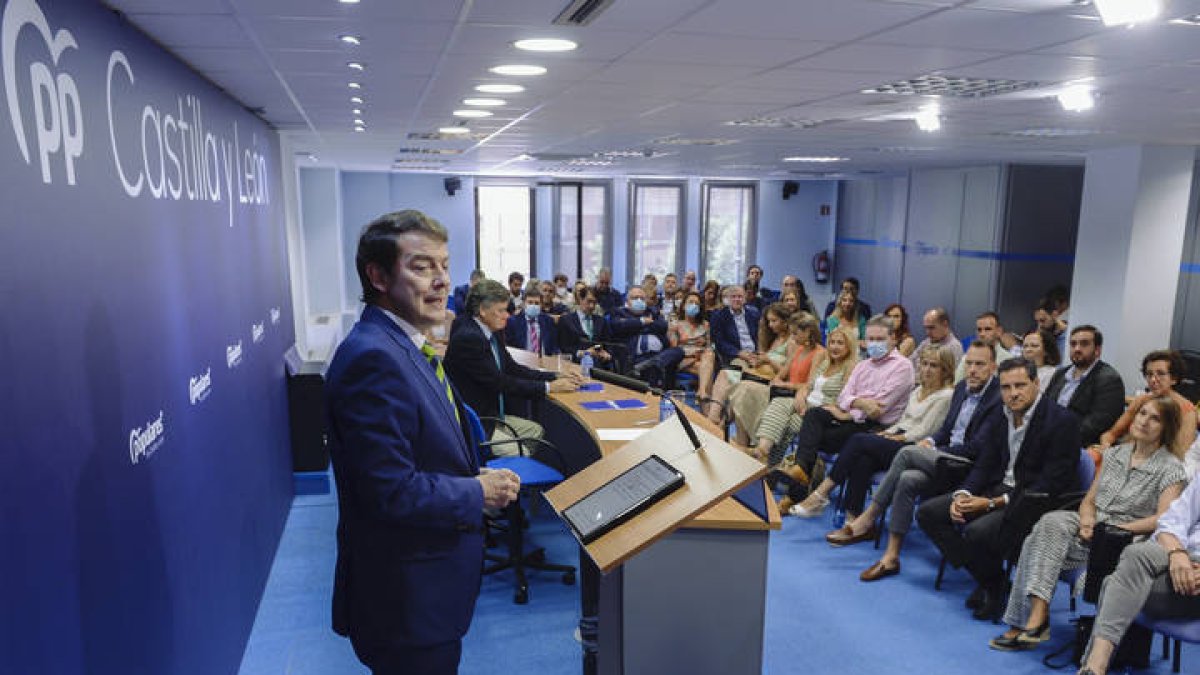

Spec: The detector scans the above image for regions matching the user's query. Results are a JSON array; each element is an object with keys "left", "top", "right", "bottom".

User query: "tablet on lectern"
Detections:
[{"left": 563, "top": 455, "right": 685, "bottom": 544}]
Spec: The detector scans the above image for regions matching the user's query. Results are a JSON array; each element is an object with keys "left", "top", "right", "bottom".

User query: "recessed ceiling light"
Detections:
[
  {"left": 347, "top": 62, "right": 364, "bottom": 71},
  {"left": 439, "top": 126, "right": 471, "bottom": 135},
  {"left": 489, "top": 65, "right": 547, "bottom": 76},
  {"left": 348, "top": 82, "right": 362, "bottom": 89},
  {"left": 453, "top": 109, "right": 493, "bottom": 118},
  {"left": 915, "top": 105, "right": 941, "bottom": 132},
  {"left": 463, "top": 98, "right": 505, "bottom": 107},
  {"left": 1093, "top": 0, "right": 1162, "bottom": 26},
  {"left": 354, "top": 118, "right": 365, "bottom": 125},
  {"left": 339, "top": 0, "right": 360, "bottom": 4},
  {"left": 354, "top": 127, "right": 365, "bottom": 132},
  {"left": 1057, "top": 84, "right": 1095, "bottom": 112},
  {"left": 476, "top": 83, "right": 524, "bottom": 94},
  {"left": 352, "top": 108, "right": 362, "bottom": 115},
  {"left": 350, "top": 96, "right": 363, "bottom": 104},
  {"left": 1169, "top": 14, "right": 1200, "bottom": 26},
  {"left": 782, "top": 156, "right": 847, "bottom": 162},
  {"left": 513, "top": 38, "right": 578, "bottom": 52},
  {"left": 339, "top": 34, "right": 361, "bottom": 45}
]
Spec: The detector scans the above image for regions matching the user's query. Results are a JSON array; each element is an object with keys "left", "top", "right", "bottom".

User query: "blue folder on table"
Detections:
[{"left": 579, "top": 399, "right": 647, "bottom": 411}]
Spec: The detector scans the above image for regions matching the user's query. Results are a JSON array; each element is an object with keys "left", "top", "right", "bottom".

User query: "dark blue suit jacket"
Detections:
[
  {"left": 960, "top": 396, "right": 1081, "bottom": 497},
  {"left": 504, "top": 312, "right": 560, "bottom": 356},
  {"left": 709, "top": 306, "right": 762, "bottom": 363},
  {"left": 557, "top": 310, "right": 613, "bottom": 361},
  {"left": 444, "top": 318, "right": 556, "bottom": 435},
  {"left": 325, "top": 305, "right": 484, "bottom": 653},
  {"left": 609, "top": 307, "right": 668, "bottom": 357},
  {"left": 930, "top": 377, "right": 1002, "bottom": 459}
]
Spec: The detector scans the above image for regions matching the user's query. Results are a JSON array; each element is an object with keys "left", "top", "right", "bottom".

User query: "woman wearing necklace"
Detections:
[{"left": 988, "top": 394, "right": 1189, "bottom": 653}]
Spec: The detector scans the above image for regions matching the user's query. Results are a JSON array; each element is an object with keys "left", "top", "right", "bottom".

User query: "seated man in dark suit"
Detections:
[
  {"left": 918, "top": 357, "right": 1082, "bottom": 621},
  {"left": 709, "top": 284, "right": 762, "bottom": 367},
  {"left": 1043, "top": 324, "right": 1125, "bottom": 447},
  {"left": 593, "top": 267, "right": 624, "bottom": 316},
  {"left": 505, "top": 285, "right": 560, "bottom": 357},
  {"left": 445, "top": 280, "right": 580, "bottom": 456},
  {"left": 609, "top": 286, "right": 669, "bottom": 385},
  {"left": 450, "top": 268, "right": 484, "bottom": 315},
  {"left": 557, "top": 287, "right": 616, "bottom": 368},
  {"left": 827, "top": 341, "right": 1002, "bottom": 581}
]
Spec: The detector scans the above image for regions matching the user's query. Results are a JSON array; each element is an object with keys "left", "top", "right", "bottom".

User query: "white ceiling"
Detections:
[{"left": 105, "top": 0, "right": 1200, "bottom": 178}]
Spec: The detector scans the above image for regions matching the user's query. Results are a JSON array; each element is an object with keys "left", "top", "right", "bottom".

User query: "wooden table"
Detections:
[{"left": 511, "top": 349, "right": 780, "bottom": 675}]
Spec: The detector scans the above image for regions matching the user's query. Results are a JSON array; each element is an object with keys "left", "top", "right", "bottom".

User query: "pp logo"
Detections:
[{"left": 2, "top": 0, "right": 83, "bottom": 185}]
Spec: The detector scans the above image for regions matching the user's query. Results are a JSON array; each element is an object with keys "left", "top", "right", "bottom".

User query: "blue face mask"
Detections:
[
  {"left": 685, "top": 303, "right": 700, "bottom": 318},
  {"left": 630, "top": 298, "right": 647, "bottom": 313},
  {"left": 866, "top": 340, "right": 889, "bottom": 360},
  {"left": 524, "top": 304, "right": 541, "bottom": 318}
]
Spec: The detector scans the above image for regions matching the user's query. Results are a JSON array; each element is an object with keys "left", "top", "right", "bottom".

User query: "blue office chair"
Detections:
[
  {"left": 1136, "top": 614, "right": 1200, "bottom": 673},
  {"left": 463, "top": 405, "right": 576, "bottom": 604}
]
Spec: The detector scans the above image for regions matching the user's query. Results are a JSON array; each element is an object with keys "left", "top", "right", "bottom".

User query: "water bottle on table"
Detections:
[
  {"left": 580, "top": 351, "right": 594, "bottom": 379},
  {"left": 659, "top": 394, "right": 674, "bottom": 422}
]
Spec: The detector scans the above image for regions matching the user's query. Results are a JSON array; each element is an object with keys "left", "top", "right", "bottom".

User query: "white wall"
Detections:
[
  {"left": 757, "top": 180, "right": 839, "bottom": 312},
  {"left": 836, "top": 167, "right": 1004, "bottom": 338}
]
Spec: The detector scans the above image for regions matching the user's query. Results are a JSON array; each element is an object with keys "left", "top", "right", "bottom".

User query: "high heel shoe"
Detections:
[{"left": 1016, "top": 621, "right": 1050, "bottom": 645}]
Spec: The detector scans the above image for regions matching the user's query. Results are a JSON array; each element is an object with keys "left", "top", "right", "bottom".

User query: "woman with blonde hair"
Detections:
[
  {"left": 748, "top": 324, "right": 858, "bottom": 472},
  {"left": 826, "top": 289, "right": 866, "bottom": 343}
]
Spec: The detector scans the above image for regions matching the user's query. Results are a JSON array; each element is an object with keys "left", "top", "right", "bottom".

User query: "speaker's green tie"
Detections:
[{"left": 420, "top": 343, "right": 459, "bottom": 423}]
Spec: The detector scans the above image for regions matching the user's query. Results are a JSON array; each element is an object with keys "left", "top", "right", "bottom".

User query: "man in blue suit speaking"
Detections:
[{"left": 325, "top": 210, "right": 520, "bottom": 674}]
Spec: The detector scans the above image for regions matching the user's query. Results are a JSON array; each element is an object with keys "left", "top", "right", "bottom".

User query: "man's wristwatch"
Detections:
[{"left": 987, "top": 498, "right": 996, "bottom": 512}]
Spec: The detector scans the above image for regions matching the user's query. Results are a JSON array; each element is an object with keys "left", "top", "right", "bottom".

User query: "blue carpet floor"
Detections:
[{"left": 239, "top": 483, "right": 1195, "bottom": 674}]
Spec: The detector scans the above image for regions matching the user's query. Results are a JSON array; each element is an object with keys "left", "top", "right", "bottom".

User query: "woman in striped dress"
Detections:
[{"left": 988, "top": 395, "right": 1189, "bottom": 652}]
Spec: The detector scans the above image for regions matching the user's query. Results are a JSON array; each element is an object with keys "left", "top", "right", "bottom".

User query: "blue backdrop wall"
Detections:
[{"left": 0, "top": 1, "right": 293, "bottom": 672}]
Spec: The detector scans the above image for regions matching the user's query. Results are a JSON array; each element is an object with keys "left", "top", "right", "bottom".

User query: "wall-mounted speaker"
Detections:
[
  {"left": 782, "top": 181, "right": 799, "bottom": 200},
  {"left": 444, "top": 176, "right": 462, "bottom": 196}
]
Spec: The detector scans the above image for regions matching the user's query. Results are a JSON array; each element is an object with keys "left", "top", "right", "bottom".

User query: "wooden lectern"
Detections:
[{"left": 546, "top": 416, "right": 770, "bottom": 675}]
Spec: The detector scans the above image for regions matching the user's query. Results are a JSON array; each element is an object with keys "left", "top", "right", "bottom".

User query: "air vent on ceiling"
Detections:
[
  {"left": 393, "top": 158, "right": 449, "bottom": 165},
  {"left": 651, "top": 135, "right": 738, "bottom": 146},
  {"left": 863, "top": 75, "right": 1044, "bottom": 99},
  {"left": 408, "top": 131, "right": 488, "bottom": 141},
  {"left": 395, "top": 147, "right": 463, "bottom": 155},
  {"left": 530, "top": 152, "right": 587, "bottom": 161},
  {"left": 553, "top": 0, "right": 616, "bottom": 26},
  {"left": 724, "top": 116, "right": 828, "bottom": 129},
  {"left": 997, "top": 128, "right": 1099, "bottom": 138}
]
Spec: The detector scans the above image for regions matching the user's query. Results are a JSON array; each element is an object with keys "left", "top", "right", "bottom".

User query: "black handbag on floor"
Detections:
[
  {"left": 1044, "top": 615, "right": 1152, "bottom": 670},
  {"left": 1083, "top": 522, "right": 1135, "bottom": 603}
]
